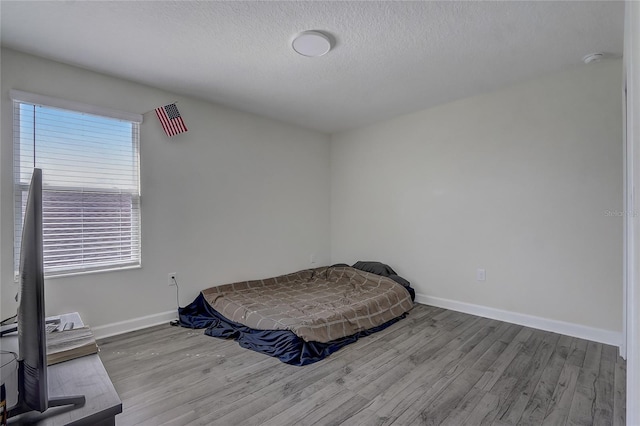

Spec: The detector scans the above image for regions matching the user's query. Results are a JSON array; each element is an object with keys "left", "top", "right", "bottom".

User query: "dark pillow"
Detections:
[
  {"left": 329, "top": 263, "right": 350, "bottom": 268},
  {"left": 389, "top": 274, "right": 415, "bottom": 301},
  {"left": 388, "top": 274, "right": 410, "bottom": 287},
  {"left": 352, "top": 261, "right": 415, "bottom": 302},
  {"left": 352, "top": 261, "right": 397, "bottom": 276}
]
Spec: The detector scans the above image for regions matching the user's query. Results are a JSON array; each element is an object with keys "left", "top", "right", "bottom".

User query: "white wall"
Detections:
[
  {"left": 331, "top": 60, "right": 623, "bottom": 334},
  {"left": 1, "top": 48, "right": 331, "bottom": 332}
]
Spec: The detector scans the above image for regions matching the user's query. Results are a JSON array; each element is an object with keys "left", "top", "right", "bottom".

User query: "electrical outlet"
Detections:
[
  {"left": 310, "top": 254, "right": 316, "bottom": 264},
  {"left": 168, "top": 272, "right": 177, "bottom": 286},
  {"left": 476, "top": 268, "right": 486, "bottom": 282}
]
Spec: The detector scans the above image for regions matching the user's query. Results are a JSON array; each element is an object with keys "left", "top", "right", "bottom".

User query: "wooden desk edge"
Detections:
[{"left": 3, "top": 327, "right": 122, "bottom": 425}]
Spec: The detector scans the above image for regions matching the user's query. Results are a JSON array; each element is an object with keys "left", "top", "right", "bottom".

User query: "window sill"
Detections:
[
  {"left": 14, "top": 264, "right": 142, "bottom": 282},
  {"left": 46, "top": 264, "right": 142, "bottom": 280}
]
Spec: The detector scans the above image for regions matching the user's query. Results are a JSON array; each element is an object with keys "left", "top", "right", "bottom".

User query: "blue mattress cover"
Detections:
[{"left": 179, "top": 292, "right": 407, "bottom": 366}]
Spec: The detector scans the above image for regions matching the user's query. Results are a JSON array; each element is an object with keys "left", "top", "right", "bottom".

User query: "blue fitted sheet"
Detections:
[{"left": 178, "top": 292, "right": 407, "bottom": 366}]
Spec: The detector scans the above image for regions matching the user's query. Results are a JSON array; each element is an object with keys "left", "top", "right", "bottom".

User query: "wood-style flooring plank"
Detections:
[
  {"left": 492, "top": 331, "right": 560, "bottom": 425},
  {"left": 567, "top": 367, "right": 598, "bottom": 426},
  {"left": 542, "top": 363, "right": 581, "bottom": 425},
  {"left": 518, "top": 333, "right": 574, "bottom": 426},
  {"left": 593, "top": 356, "right": 615, "bottom": 425},
  {"left": 613, "top": 360, "right": 626, "bottom": 426},
  {"left": 567, "top": 338, "right": 589, "bottom": 368}
]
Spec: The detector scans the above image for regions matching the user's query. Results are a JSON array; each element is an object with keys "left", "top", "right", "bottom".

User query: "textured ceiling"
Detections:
[{"left": 0, "top": 1, "right": 624, "bottom": 133}]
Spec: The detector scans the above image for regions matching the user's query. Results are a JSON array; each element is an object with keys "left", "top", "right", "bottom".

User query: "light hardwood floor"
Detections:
[{"left": 98, "top": 304, "right": 626, "bottom": 425}]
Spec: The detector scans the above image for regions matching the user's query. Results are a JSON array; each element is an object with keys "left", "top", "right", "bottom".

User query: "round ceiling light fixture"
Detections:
[
  {"left": 292, "top": 31, "right": 332, "bottom": 57},
  {"left": 582, "top": 52, "right": 604, "bottom": 64}
]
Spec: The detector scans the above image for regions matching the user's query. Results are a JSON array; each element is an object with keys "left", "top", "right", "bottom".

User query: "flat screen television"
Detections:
[{"left": 7, "top": 168, "right": 85, "bottom": 419}]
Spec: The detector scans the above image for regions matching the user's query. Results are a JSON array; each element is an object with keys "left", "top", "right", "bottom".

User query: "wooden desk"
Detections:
[
  {"left": 1, "top": 318, "right": 122, "bottom": 425},
  {"left": 9, "top": 354, "right": 122, "bottom": 426}
]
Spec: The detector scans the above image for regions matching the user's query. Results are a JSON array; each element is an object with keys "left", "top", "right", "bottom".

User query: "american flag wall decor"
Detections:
[{"left": 155, "top": 103, "right": 188, "bottom": 137}]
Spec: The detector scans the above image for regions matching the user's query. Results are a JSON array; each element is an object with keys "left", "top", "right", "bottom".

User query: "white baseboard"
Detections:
[
  {"left": 415, "top": 293, "right": 622, "bottom": 348},
  {"left": 90, "top": 297, "right": 621, "bottom": 349},
  {"left": 91, "top": 310, "right": 177, "bottom": 340}
]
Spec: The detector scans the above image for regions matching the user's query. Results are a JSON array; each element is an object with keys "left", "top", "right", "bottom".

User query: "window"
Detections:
[{"left": 12, "top": 90, "right": 143, "bottom": 277}]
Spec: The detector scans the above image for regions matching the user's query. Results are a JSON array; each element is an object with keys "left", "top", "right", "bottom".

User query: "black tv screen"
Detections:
[
  {"left": 16, "top": 167, "right": 47, "bottom": 412},
  {"left": 8, "top": 168, "right": 85, "bottom": 420}
]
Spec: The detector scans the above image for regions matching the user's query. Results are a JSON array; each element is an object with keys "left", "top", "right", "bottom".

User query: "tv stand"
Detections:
[
  {"left": 8, "top": 395, "right": 86, "bottom": 418},
  {"left": 1, "top": 314, "right": 122, "bottom": 425},
  {"left": 5, "top": 354, "right": 120, "bottom": 426},
  {"left": 8, "top": 360, "right": 86, "bottom": 417}
]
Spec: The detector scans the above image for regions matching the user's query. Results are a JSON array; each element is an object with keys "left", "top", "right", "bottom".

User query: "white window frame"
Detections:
[{"left": 11, "top": 89, "right": 143, "bottom": 278}]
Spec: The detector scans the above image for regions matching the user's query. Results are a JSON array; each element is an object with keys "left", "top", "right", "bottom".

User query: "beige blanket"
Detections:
[{"left": 201, "top": 266, "right": 414, "bottom": 343}]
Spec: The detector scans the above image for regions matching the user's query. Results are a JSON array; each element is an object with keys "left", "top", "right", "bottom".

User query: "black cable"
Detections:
[
  {"left": 172, "top": 276, "right": 180, "bottom": 309},
  {"left": 0, "top": 350, "right": 18, "bottom": 370},
  {"left": 0, "top": 314, "right": 17, "bottom": 326},
  {"left": 169, "top": 277, "right": 181, "bottom": 327}
]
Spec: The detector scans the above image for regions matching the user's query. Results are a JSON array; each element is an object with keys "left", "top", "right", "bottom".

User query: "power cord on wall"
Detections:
[{"left": 169, "top": 276, "right": 180, "bottom": 327}]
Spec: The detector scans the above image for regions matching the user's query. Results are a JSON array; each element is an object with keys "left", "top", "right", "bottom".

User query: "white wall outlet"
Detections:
[
  {"left": 168, "top": 272, "right": 177, "bottom": 286},
  {"left": 476, "top": 268, "right": 486, "bottom": 282},
  {"left": 310, "top": 254, "right": 316, "bottom": 264}
]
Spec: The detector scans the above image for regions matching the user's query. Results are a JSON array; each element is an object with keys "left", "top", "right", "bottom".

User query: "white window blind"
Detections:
[{"left": 12, "top": 91, "right": 142, "bottom": 277}]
